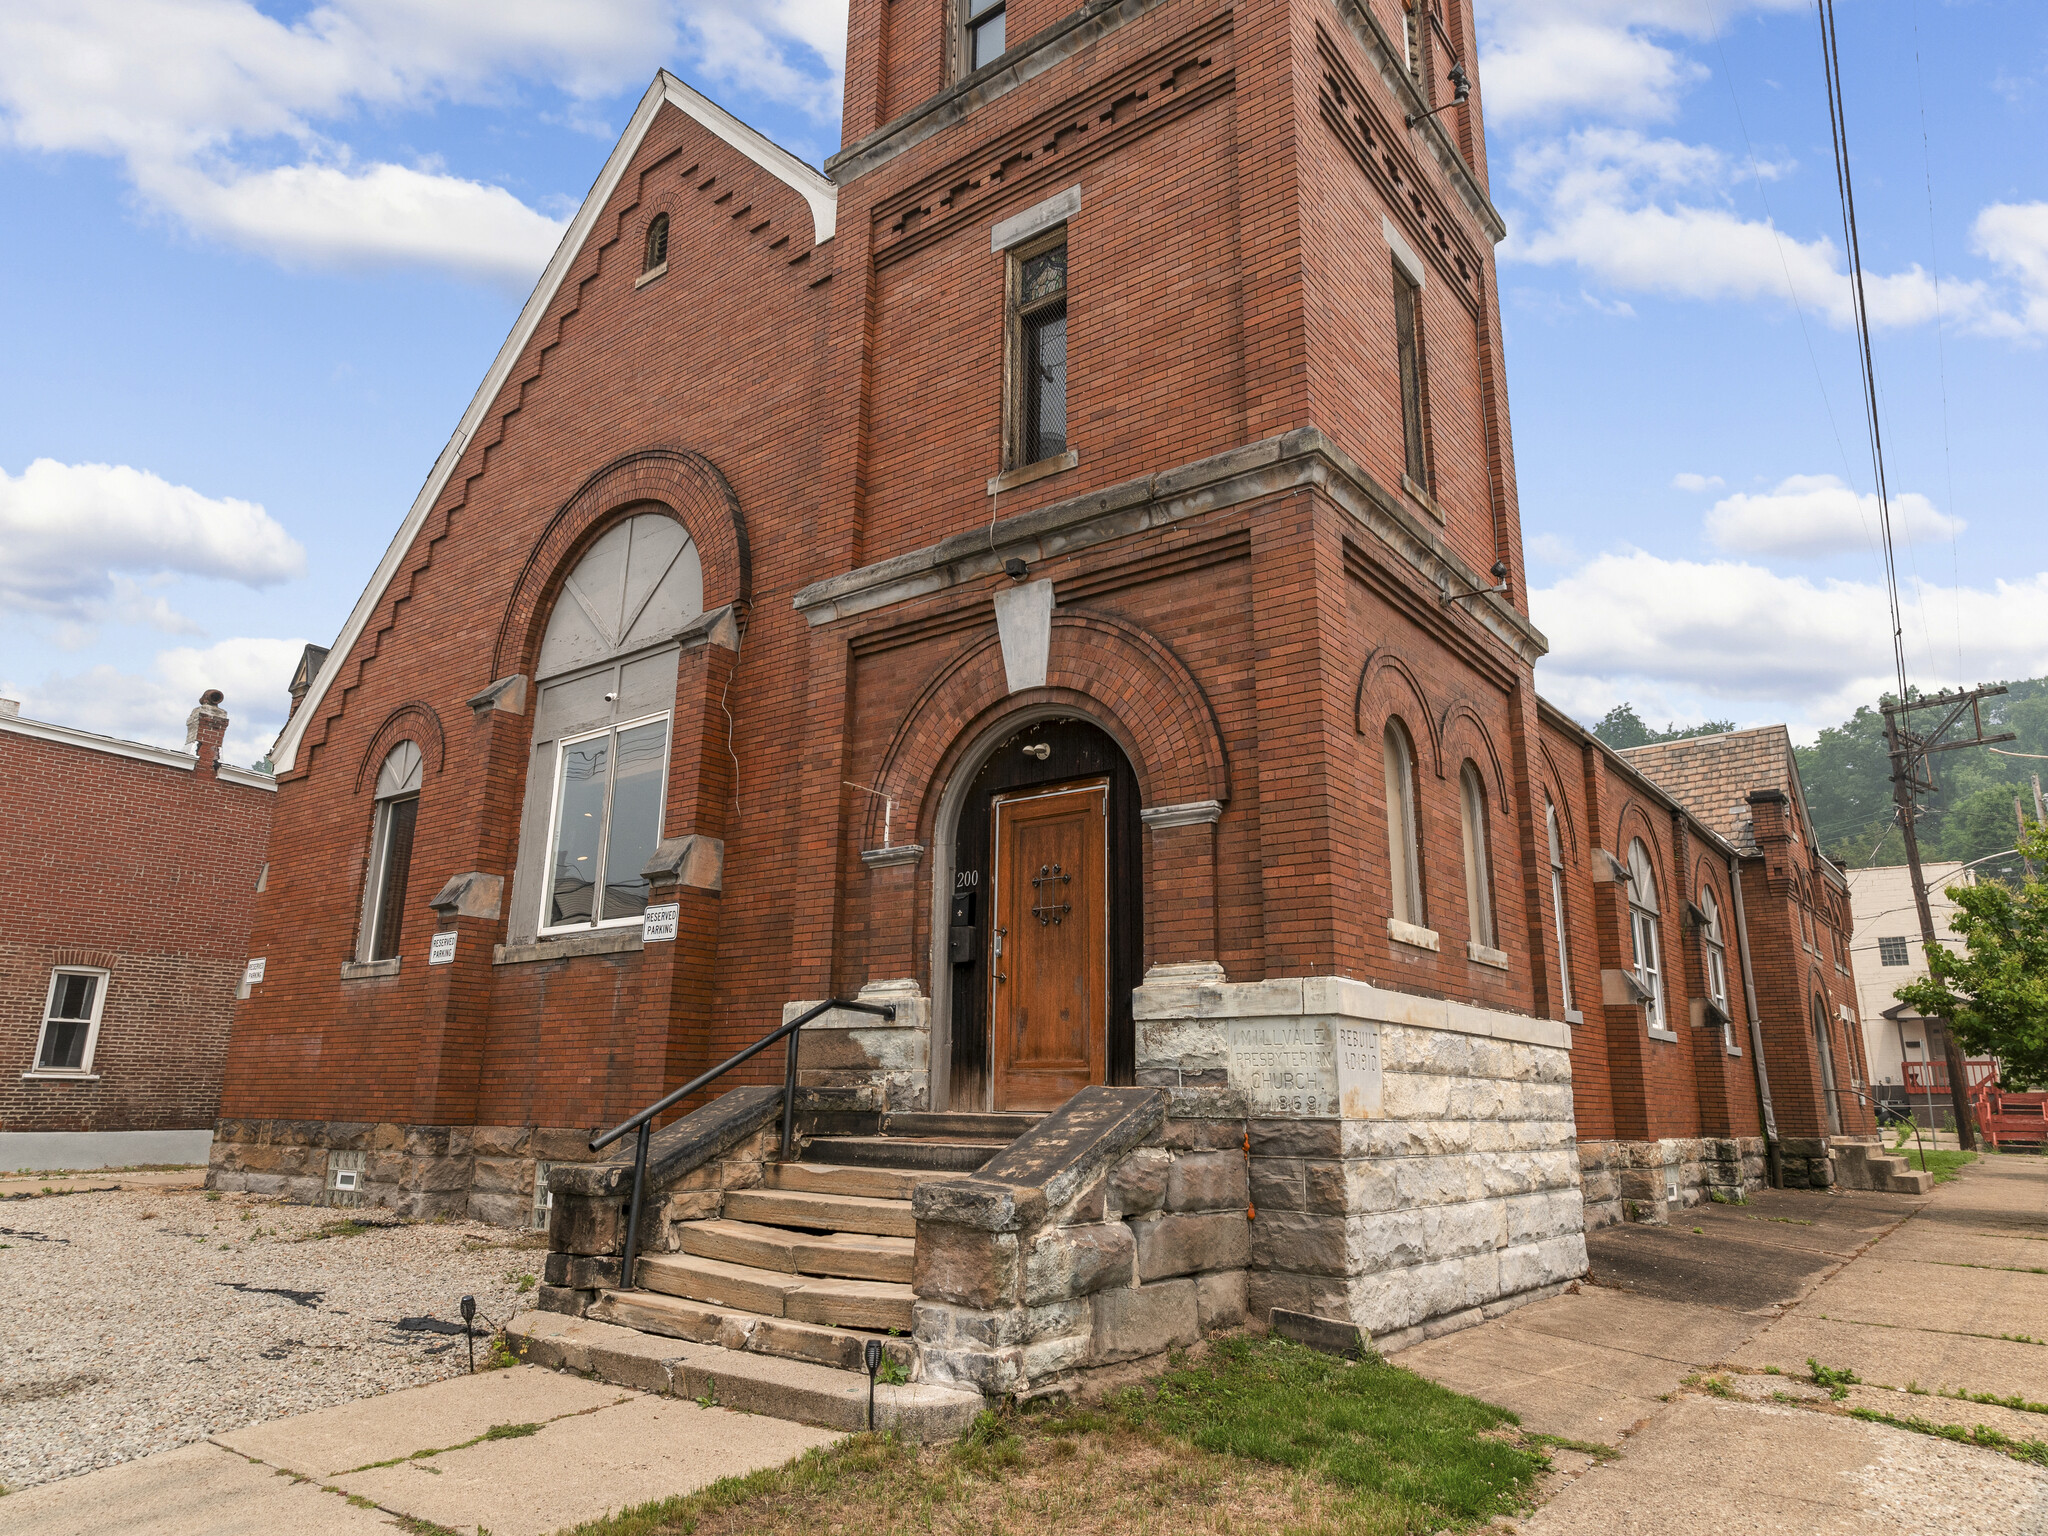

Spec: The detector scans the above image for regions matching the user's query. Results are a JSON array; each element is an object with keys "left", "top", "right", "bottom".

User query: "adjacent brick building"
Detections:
[
  {"left": 0, "top": 694, "right": 274, "bottom": 1169},
  {"left": 213, "top": 0, "right": 1867, "bottom": 1344}
]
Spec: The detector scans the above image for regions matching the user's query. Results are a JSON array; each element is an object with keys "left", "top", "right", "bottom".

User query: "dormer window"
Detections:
[
  {"left": 962, "top": 0, "right": 1005, "bottom": 75},
  {"left": 643, "top": 213, "right": 669, "bottom": 274}
]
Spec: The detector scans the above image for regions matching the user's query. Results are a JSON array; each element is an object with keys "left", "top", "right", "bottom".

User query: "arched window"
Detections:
[
  {"left": 643, "top": 213, "right": 669, "bottom": 273},
  {"left": 358, "top": 740, "right": 422, "bottom": 963},
  {"left": 1545, "top": 800, "right": 1575, "bottom": 1018},
  {"left": 1458, "top": 761, "right": 1495, "bottom": 952},
  {"left": 518, "top": 512, "right": 702, "bottom": 939},
  {"left": 1382, "top": 720, "right": 1426, "bottom": 930},
  {"left": 1699, "top": 886, "right": 1733, "bottom": 1051},
  {"left": 1812, "top": 992, "right": 1842, "bottom": 1134},
  {"left": 1627, "top": 839, "right": 1670, "bottom": 1037}
]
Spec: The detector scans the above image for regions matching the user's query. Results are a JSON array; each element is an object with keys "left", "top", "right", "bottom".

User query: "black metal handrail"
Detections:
[{"left": 588, "top": 996, "right": 897, "bottom": 1289}]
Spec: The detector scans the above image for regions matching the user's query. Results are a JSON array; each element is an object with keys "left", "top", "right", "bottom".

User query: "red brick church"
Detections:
[{"left": 218, "top": 0, "right": 1884, "bottom": 1369}]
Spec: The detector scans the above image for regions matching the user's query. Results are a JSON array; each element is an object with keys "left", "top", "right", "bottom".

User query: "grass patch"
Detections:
[
  {"left": 1900, "top": 1148, "right": 1977, "bottom": 1184},
  {"left": 547, "top": 1338, "right": 1545, "bottom": 1536},
  {"left": 1809, "top": 1360, "right": 1860, "bottom": 1401},
  {"left": 1846, "top": 1408, "right": 2048, "bottom": 1469},
  {"left": 1941, "top": 1387, "right": 2048, "bottom": 1416},
  {"left": 344, "top": 1423, "right": 544, "bottom": 1473}
]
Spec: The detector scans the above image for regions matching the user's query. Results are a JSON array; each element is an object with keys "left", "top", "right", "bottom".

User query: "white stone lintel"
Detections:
[
  {"left": 1140, "top": 800, "right": 1223, "bottom": 831},
  {"left": 1131, "top": 974, "right": 1571, "bottom": 1052},
  {"left": 860, "top": 843, "right": 926, "bottom": 868}
]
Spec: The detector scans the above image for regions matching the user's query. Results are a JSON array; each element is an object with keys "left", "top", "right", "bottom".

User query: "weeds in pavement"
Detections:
[
  {"left": 1846, "top": 1409, "right": 2048, "bottom": 1469},
  {"left": 1809, "top": 1360, "right": 1860, "bottom": 1401}
]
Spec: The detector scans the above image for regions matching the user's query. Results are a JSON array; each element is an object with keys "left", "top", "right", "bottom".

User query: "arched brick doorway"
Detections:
[{"left": 937, "top": 715, "right": 1142, "bottom": 1112}]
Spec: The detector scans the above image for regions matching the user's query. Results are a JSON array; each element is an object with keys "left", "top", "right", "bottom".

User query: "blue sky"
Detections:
[{"left": 1, "top": 1, "right": 2043, "bottom": 765}]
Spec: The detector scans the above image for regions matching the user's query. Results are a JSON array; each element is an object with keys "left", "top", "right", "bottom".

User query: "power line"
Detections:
[{"left": 1909, "top": 0, "right": 1966, "bottom": 677}]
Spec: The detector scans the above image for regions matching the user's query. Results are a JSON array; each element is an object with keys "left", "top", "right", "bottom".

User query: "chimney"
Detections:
[
  {"left": 186, "top": 689, "right": 230, "bottom": 779},
  {"left": 0, "top": 698, "right": 19, "bottom": 717}
]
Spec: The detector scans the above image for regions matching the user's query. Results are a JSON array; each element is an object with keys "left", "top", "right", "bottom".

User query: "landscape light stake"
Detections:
[
  {"left": 462, "top": 1294, "right": 477, "bottom": 1374},
  {"left": 865, "top": 1338, "right": 883, "bottom": 1431}
]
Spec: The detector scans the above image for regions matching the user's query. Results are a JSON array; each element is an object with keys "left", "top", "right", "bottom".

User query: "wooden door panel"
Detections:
[{"left": 991, "top": 781, "right": 1107, "bottom": 1111}]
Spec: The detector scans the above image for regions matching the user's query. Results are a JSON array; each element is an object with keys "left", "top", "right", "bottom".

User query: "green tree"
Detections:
[
  {"left": 1894, "top": 819, "right": 2048, "bottom": 1090},
  {"left": 1593, "top": 703, "right": 1736, "bottom": 751}
]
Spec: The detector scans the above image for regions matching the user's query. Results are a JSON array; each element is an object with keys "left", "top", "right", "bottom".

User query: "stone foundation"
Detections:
[
  {"left": 1132, "top": 974, "right": 1589, "bottom": 1348},
  {"left": 206, "top": 1117, "right": 606, "bottom": 1226},
  {"left": 1577, "top": 1136, "right": 1769, "bottom": 1228}
]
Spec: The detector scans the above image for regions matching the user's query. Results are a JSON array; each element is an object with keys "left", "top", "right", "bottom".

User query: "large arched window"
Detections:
[
  {"left": 1545, "top": 799, "right": 1575, "bottom": 1019},
  {"left": 1382, "top": 720, "right": 1426, "bottom": 931},
  {"left": 514, "top": 512, "right": 703, "bottom": 940},
  {"left": 1627, "top": 839, "right": 1670, "bottom": 1037},
  {"left": 1458, "top": 761, "right": 1496, "bottom": 953},
  {"left": 1699, "top": 886, "right": 1733, "bottom": 1052},
  {"left": 358, "top": 740, "right": 421, "bottom": 962}
]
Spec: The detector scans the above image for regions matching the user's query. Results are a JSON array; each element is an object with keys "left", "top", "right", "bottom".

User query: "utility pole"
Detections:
[{"left": 1882, "top": 685, "right": 2015, "bottom": 1151}]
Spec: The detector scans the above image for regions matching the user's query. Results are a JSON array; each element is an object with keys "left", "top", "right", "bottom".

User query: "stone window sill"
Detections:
[
  {"left": 21, "top": 1070, "right": 99, "bottom": 1082},
  {"left": 988, "top": 448, "right": 1078, "bottom": 496},
  {"left": 1402, "top": 472, "right": 1446, "bottom": 525},
  {"left": 635, "top": 261, "right": 668, "bottom": 289},
  {"left": 494, "top": 927, "right": 644, "bottom": 966},
  {"left": 340, "top": 958, "right": 400, "bottom": 981},
  {"left": 1388, "top": 917, "right": 1440, "bottom": 953},
  {"left": 1467, "top": 941, "right": 1508, "bottom": 970},
  {"left": 1648, "top": 1027, "right": 1680, "bottom": 1043}
]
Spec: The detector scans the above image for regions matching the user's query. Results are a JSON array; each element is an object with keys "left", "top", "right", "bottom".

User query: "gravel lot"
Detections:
[{"left": 0, "top": 1185, "right": 541, "bottom": 1491}]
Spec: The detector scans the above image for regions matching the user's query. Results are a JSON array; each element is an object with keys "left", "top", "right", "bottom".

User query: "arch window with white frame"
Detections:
[
  {"left": 513, "top": 511, "right": 702, "bottom": 942},
  {"left": 1382, "top": 720, "right": 1428, "bottom": 934},
  {"left": 34, "top": 967, "right": 109, "bottom": 1076},
  {"left": 1545, "top": 800, "right": 1576, "bottom": 1020},
  {"left": 357, "top": 740, "right": 421, "bottom": 963},
  {"left": 1699, "top": 886, "right": 1735, "bottom": 1053},
  {"left": 1627, "top": 839, "right": 1673, "bottom": 1039},
  {"left": 1457, "top": 760, "right": 1497, "bottom": 958}
]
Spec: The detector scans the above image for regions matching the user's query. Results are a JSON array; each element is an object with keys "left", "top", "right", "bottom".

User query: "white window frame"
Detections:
[
  {"left": 1700, "top": 889, "right": 1736, "bottom": 1054},
  {"left": 29, "top": 967, "right": 110, "bottom": 1079},
  {"left": 356, "top": 740, "right": 423, "bottom": 964},
  {"left": 537, "top": 710, "right": 673, "bottom": 936},
  {"left": 1546, "top": 802, "right": 1578, "bottom": 1021},
  {"left": 1382, "top": 720, "right": 1426, "bottom": 930},
  {"left": 1627, "top": 840, "right": 1674, "bottom": 1040}
]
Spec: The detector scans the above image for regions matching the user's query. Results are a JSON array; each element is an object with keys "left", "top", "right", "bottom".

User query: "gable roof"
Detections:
[
  {"left": 1618, "top": 725, "right": 1822, "bottom": 861},
  {"left": 270, "top": 72, "right": 835, "bottom": 773}
]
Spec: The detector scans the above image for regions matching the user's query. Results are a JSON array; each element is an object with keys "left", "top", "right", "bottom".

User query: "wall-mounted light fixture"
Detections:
[
  {"left": 1440, "top": 559, "right": 1508, "bottom": 608},
  {"left": 1407, "top": 61, "right": 1470, "bottom": 128}
]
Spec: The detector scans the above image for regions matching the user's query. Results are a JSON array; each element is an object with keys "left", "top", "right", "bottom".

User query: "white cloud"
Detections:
[
  {"left": 1505, "top": 127, "right": 2013, "bottom": 333},
  {"left": 1974, "top": 201, "right": 2048, "bottom": 338},
  {"left": 0, "top": 0, "right": 842, "bottom": 281},
  {"left": 1705, "top": 474, "right": 1964, "bottom": 560},
  {"left": 1526, "top": 532, "right": 1579, "bottom": 566},
  {"left": 149, "top": 160, "right": 566, "bottom": 284},
  {"left": 1476, "top": 1, "right": 1802, "bottom": 125},
  {"left": 1531, "top": 552, "right": 2048, "bottom": 738},
  {"left": 0, "top": 458, "right": 304, "bottom": 620},
  {"left": 1672, "top": 472, "right": 1723, "bottom": 492},
  {"left": 9, "top": 636, "right": 310, "bottom": 765}
]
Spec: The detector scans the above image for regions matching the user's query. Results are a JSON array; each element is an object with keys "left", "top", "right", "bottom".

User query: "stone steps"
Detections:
[
  {"left": 801, "top": 1135, "right": 1009, "bottom": 1173},
  {"left": 637, "top": 1252, "right": 916, "bottom": 1331},
  {"left": 722, "top": 1186, "right": 918, "bottom": 1238},
  {"left": 679, "top": 1216, "right": 914, "bottom": 1282},
  {"left": 506, "top": 1309, "right": 983, "bottom": 1440},
  {"left": 765, "top": 1160, "right": 963, "bottom": 1201}
]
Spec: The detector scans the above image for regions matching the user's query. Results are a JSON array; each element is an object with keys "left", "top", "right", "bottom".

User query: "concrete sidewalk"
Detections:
[
  {"left": 0, "top": 1365, "right": 840, "bottom": 1536},
  {"left": 1396, "top": 1153, "right": 2048, "bottom": 1534}
]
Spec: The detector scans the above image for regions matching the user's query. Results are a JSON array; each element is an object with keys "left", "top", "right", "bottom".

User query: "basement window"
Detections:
[
  {"left": 1878, "top": 935, "right": 1909, "bottom": 966},
  {"left": 32, "top": 968, "right": 108, "bottom": 1077},
  {"left": 326, "top": 1149, "right": 366, "bottom": 1208}
]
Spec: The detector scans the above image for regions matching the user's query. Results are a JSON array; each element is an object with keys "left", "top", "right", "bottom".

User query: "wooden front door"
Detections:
[{"left": 990, "top": 779, "right": 1109, "bottom": 1111}]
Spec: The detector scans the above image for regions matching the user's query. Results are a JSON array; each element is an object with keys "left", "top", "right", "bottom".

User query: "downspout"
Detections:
[{"left": 1729, "top": 858, "right": 1783, "bottom": 1188}]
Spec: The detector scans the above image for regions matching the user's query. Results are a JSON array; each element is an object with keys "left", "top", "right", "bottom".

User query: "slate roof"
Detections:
[{"left": 1618, "top": 725, "right": 1803, "bottom": 857}]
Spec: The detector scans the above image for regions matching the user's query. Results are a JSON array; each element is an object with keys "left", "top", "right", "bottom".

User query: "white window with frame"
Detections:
[
  {"left": 33, "top": 968, "right": 109, "bottom": 1077},
  {"left": 1458, "top": 760, "right": 1497, "bottom": 958},
  {"left": 958, "top": 0, "right": 1005, "bottom": 75},
  {"left": 1382, "top": 720, "right": 1428, "bottom": 934},
  {"left": 1699, "top": 887, "right": 1735, "bottom": 1053},
  {"left": 510, "top": 511, "right": 701, "bottom": 946},
  {"left": 1545, "top": 800, "right": 1577, "bottom": 1020},
  {"left": 1627, "top": 839, "right": 1673, "bottom": 1039},
  {"left": 356, "top": 740, "right": 422, "bottom": 963}
]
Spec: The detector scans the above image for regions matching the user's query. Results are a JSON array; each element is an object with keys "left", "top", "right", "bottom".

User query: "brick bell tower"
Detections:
[{"left": 790, "top": 0, "right": 1579, "bottom": 1348}]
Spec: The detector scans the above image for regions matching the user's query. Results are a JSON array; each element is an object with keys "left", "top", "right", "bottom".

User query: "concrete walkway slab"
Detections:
[
  {"left": 1505, "top": 1285, "right": 1763, "bottom": 1364},
  {"left": 1734, "top": 1311, "right": 2048, "bottom": 1400},
  {"left": 1394, "top": 1318, "right": 1688, "bottom": 1446},
  {"left": 328, "top": 1391, "right": 838, "bottom": 1536},
  {"left": 0, "top": 1442, "right": 397, "bottom": 1536},
  {"left": 217, "top": 1365, "right": 631, "bottom": 1477},
  {"left": 1522, "top": 1394, "right": 2048, "bottom": 1535},
  {"left": 1809, "top": 1255, "right": 2048, "bottom": 1341}
]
